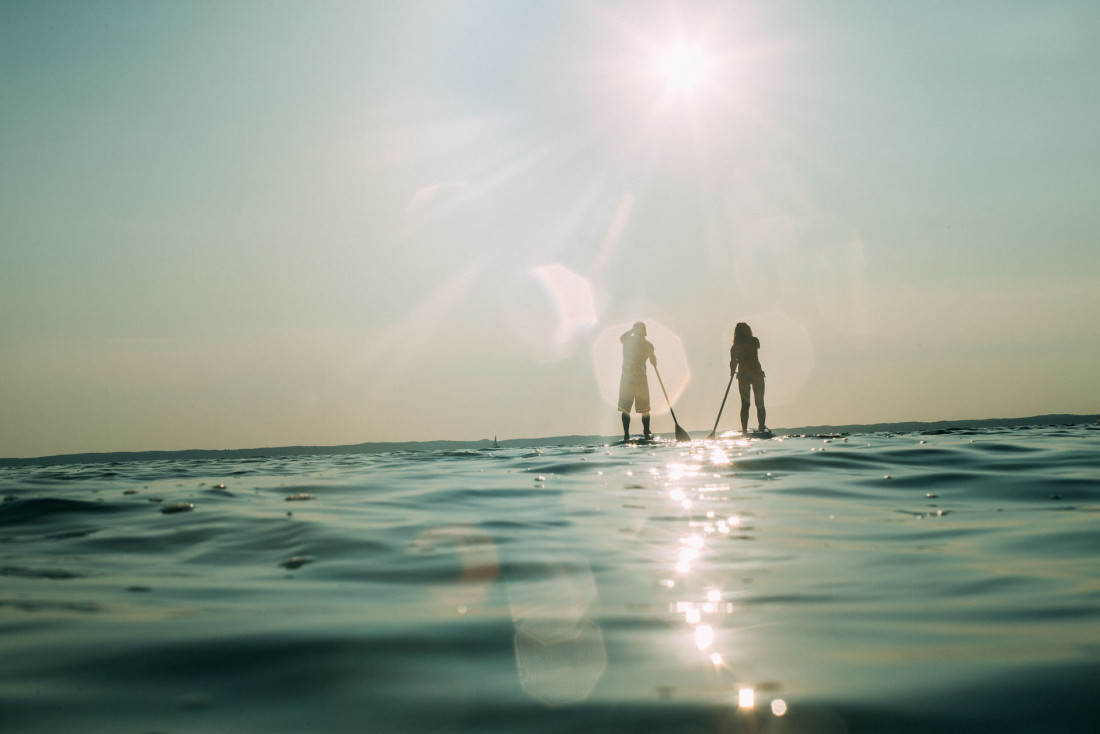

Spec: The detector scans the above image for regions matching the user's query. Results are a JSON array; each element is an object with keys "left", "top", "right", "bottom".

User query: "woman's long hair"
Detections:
[{"left": 733, "top": 322, "right": 753, "bottom": 345}]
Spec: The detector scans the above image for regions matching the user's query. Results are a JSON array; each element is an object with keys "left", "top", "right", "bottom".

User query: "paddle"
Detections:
[
  {"left": 653, "top": 365, "right": 692, "bottom": 443},
  {"left": 706, "top": 374, "right": 734, "bottom": 440}
]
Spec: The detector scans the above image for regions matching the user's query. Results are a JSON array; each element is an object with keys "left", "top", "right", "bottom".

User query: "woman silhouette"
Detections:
[{"left": 729, "top": 322, "right": 766, "bottom": 434}]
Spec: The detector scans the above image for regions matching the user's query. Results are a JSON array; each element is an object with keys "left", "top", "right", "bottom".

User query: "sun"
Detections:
[{"left": 657, "top": 42, "right": 710, "bottom": 92}]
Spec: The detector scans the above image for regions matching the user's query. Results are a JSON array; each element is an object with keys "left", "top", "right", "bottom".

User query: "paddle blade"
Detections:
[
  {"left": 705, "top": 431, "right": 716, "bottom": 441},
  {"left": 674, "top": 424, "right": 692, "bottom": 443}
]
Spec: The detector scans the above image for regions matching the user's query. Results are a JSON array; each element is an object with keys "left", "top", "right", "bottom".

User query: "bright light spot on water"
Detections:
[
  {"left": 707, "top": 589, "right": 722, "bottom": 603},
  {"left": 676, "top": 560, "right": 691, "bottom": 573},
  {"left": 710, "top": 652, "right": 724, "bottom": 665},
  {"left": 683, "top": 535, "right": 704, "bottom": 549},
  {"left": 681, "top": 500, "right": 693, "bottom": 509},
  {"left": 728, "top": 515, "right": 741, "bottom": 526},
  {"left": 667, "top": 462, "right": 701, "bottom": 481},
  {"left": 670, "top": 489, "right": 684, "bottom": 501},
  {"left": 738, "top": 687, "right": 755, "bottom": 709},
  {"left": 679, "top": 548, "right": 699, "bottom": 563},
  {"left": 709, "top": 448, "right": 730, "bottom": 466},
  {"left": 694, "top": 624, "right": 714, "bottom": 649},
  {"left": 685, "top": 607, "right": 701, "bottom": 624},
  {"left": 771, "top": 699, "right": 788, "bottom": 716}
]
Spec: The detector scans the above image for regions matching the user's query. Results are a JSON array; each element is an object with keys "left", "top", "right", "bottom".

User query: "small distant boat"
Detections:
[{"left": 491, "top": 435, "right": 500, "bottom": 449}]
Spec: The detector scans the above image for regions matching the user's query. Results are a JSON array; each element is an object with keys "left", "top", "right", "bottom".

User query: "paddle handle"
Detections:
[
  {"left": 653, "top": 364, "right": 692, "bottom": 442},
  {"left": 653, "top": 365, "right": 679, "bottom": 424},
  {"left": 709, "top": 375, "right": 734, "bottom": 436}
]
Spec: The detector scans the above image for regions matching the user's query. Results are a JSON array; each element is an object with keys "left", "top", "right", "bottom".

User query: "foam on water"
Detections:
[{"left": 1, "top": 424, "right": 1099, "bottom": 733}]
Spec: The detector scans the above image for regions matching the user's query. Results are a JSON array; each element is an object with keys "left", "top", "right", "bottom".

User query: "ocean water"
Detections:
[{"left": 2, "top": 424, "right": 1099, "bottom": 734}]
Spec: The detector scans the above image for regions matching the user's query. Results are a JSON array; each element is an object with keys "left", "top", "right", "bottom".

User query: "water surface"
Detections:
[{"left": 2, "top": 425, "right": 1099, "bottom": 732}]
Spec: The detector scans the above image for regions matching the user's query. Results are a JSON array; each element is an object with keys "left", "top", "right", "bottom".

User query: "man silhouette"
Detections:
[{"left": 618, "top": 322, "right": 657, "bottom": 441}]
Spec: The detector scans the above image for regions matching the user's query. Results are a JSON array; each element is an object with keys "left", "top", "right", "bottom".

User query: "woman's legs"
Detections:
[
  {"left": 738, "top": 379, "right": 751, "bottom": 433},
  {"left": 753, "top": 378, "right": 766, "bottom": 431}
]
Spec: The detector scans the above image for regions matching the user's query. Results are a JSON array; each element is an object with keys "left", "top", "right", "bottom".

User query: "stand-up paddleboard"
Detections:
[
  {"left": 718, "top": 429, "right": 775, "bottom": 439},
  {"left": 615, "top": 435, "right": 672, "bottom": 446}
]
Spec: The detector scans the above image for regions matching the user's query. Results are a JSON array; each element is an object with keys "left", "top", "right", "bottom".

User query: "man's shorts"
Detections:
[{"left": 618, "top": 373, "right": 650, "bottom": 414}]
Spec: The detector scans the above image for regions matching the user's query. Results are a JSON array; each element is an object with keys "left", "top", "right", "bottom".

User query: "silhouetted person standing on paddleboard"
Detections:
[
  {"left": 619, "top": 322, "right": 656, "bottom": 441},
  {"left": 730, "top": 322, "right": 766, "bottom": 434}
]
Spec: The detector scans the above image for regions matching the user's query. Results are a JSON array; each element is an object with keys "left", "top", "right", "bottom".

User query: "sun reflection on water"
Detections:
[
  {"left": 654, "top": 441, "right": 791, "bottom": 721},
  {"left": 694, "top": 624, "right": 714, "bottom": 650},
  {"left": 708, "top": 446, "right": 731, "bottom": 466}
]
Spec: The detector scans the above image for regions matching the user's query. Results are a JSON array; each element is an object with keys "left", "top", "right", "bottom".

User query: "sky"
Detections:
[{"left": 2, "top": 0, "right": 1099, "bottom": 457}]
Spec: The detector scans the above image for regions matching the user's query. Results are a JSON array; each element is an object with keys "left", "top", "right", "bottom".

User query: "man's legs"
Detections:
[
  {"left": 621, "top": 411, "right": 630, "bottom": 440},
  {"left": 642, "top": 412, "right": 651, "bottom": 439}
]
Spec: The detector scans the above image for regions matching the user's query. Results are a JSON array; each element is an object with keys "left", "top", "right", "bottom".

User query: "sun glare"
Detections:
[{"left": 658, "top": 43, "right": 709, "bottom": 92}]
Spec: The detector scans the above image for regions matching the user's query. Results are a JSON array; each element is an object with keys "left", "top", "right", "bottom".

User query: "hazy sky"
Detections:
[{"left": 2, "top": 0, "right": 1098, "bottom": 457}]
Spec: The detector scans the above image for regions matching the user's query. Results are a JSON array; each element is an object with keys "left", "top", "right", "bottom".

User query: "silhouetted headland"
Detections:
[{"left": 2, "top": 414, "right": 1095, "bottom": 467}]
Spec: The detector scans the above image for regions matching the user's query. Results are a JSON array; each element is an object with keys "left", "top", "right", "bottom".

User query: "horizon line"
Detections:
[{"left": 2, "top": 413, "right": 1096, "bottom": 467}]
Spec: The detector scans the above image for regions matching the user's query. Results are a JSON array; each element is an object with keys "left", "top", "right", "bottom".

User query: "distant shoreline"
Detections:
[{"left": 2, "top": 413, "right": 1096, "bottom": 467}]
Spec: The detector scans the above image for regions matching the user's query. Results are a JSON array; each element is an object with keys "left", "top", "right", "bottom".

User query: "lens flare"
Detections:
[
  {"left": 501, "top": 263, "right": 597, "bottom": 362},
  {"left": 592, "top": 319, "right": 691, "bottom": 414}
]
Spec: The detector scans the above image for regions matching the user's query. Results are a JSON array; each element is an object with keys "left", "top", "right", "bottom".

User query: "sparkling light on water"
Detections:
[{"left": 658, "top": 446, "right": 796, "bottom": 718}]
